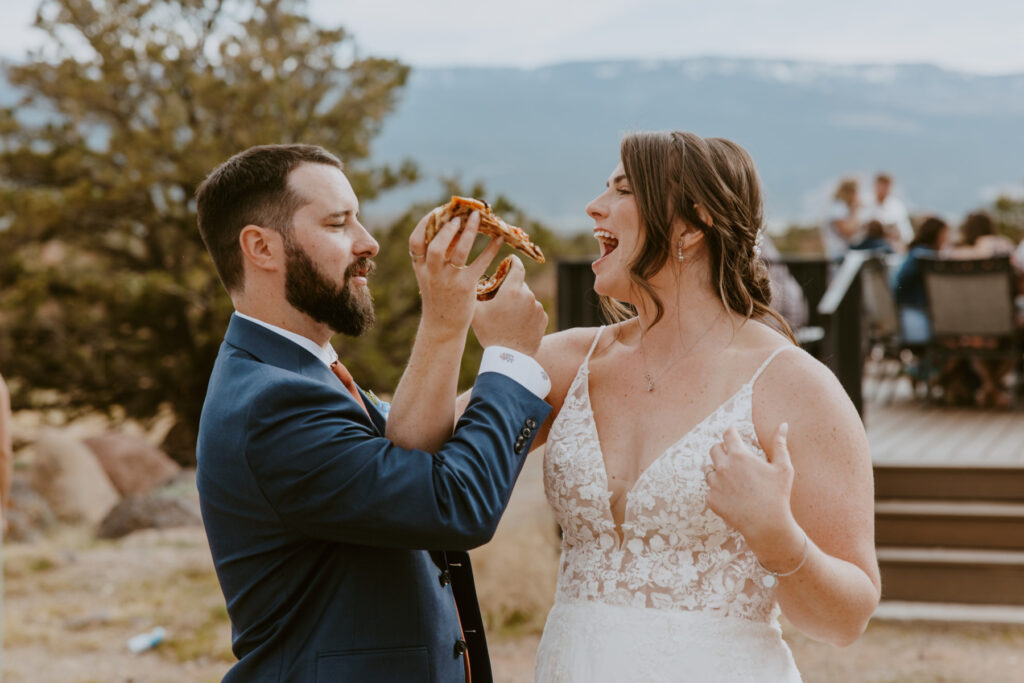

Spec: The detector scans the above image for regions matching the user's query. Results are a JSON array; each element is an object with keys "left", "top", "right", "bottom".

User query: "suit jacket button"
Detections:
[
  {"left": 454, "top": 639, "right": 468, "bottom": 656},
  {"left": 521, "top": 427, "right": 532, "bottom": 438},
  {"left": 439, "top": 570, "right": 451, "bottom": 587},
  {"left": 514, "top": 443, "right": 524, "bottom": 454},
  {"left": 526, "top": 418, "right": 537, "bottom": 429}
]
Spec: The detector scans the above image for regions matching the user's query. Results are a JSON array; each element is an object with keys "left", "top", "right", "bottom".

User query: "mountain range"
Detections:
[
  {"left": 3, "top": 56, "right": 1022, "bottom": 233},
  {"left": 365, "top": 57, "right": 1024, "bottom": 233}
]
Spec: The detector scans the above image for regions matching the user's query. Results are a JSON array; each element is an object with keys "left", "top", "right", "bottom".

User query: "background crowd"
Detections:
[{"left": 818, "top": 172, "right": 1024, "bottom": 408}]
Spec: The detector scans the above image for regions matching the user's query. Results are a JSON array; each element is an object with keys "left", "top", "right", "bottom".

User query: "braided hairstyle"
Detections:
[{"left": 601, "top": 131, "right": 794, "bottom": 342}]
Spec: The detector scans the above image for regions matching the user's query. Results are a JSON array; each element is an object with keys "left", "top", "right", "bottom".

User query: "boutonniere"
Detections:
[
  {"left": 364, "top": 390, "right": 383, "bottom": 409},
  {"left": 364, "top": 390, "right": 389, "bottom": 417}
]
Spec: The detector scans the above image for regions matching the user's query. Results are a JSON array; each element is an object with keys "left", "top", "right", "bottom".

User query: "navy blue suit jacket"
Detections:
[{"left": 197, "top": 315, "right": 550, "bottom": 682}]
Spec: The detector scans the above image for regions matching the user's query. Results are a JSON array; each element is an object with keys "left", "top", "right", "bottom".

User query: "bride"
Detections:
[{"left": 529, "top": 131, "right": 880, "bottom": 681}]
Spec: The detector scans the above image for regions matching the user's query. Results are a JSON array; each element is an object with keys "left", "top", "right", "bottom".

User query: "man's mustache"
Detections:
[{"left": 345, "top": 258, "right": 376, "bottom": 281}]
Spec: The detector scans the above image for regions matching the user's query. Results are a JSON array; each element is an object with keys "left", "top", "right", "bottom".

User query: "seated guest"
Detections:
[
  {"left": 852, "top": 219, "right": 895, "bottom": 254},
  {"left": 952, "top": 211, "right": 1023, "bottom": 293},
  {"left": 948, "top": 211, "right": 1019, "bottom": 407},
  {"left": 892, "top": 216, "right": 949, "bottom": 344},
  {"left": 952, "top": 211, "right": 1016, "bottom": 259}
]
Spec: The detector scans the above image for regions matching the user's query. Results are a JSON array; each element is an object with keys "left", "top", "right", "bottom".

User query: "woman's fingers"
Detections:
[
  {"left": 766, "top": 422, "right": 791, "bottom": 469},
  {"left": 446, "top": 211, "right": 480, "bottom": 266}
]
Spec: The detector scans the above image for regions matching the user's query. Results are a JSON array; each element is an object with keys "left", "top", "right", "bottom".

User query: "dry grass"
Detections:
[{"left": 471, "top": 448, "right": 561, "bottom": 637}]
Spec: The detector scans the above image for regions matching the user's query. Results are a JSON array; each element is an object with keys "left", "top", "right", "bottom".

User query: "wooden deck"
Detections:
[
  {"left": 866, "top": 401, "right": 1024, "bottom": 466},
  {"left": 862, "top": 370, "right": 1023, "bottom": 466}
]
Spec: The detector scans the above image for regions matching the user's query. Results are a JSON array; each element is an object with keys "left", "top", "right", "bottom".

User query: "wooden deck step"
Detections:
[
  {"left": 876, "top": 500, "right": 1024, "bottom": 550},
  {"left": 878, "top": 548, "right": 1024, "bottom": 605},
  {"left": 875, "top": 466, "right": 1024, "bottom": 502}
]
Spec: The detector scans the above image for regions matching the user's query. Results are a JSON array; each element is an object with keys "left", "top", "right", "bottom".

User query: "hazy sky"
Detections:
[{"left": 1, "top": 0, "right": 1023, "bottom": 74}]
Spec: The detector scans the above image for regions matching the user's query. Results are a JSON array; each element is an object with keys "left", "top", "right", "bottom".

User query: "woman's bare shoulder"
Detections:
[
  {"left": 536, "top": 324, "right": 623, "bottom": 407},
  {"left": 537, "top": 326, "right": 603, "bottom": 376}
]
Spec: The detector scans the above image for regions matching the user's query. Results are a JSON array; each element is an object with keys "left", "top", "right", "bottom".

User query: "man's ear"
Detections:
[{"left": 239, "top": 225, "right": 283, "bottom": 273}]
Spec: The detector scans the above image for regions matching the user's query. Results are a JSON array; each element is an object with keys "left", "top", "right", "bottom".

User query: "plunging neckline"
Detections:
[{"left": 580, "top": 363, "right": 753, "bottom": 549}]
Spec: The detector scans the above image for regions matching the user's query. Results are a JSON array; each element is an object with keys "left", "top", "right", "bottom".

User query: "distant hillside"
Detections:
[
  {"left": 365, "top": 58, "right": 1024, "bottom": 232},
  {"left": 3, "top": 56, "right": 1022, "bottom": 233}
]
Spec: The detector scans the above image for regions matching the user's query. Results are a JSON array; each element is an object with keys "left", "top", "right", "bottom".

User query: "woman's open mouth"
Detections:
[{"left": 593, "top": 229, "right": 619, "bottom": 265}]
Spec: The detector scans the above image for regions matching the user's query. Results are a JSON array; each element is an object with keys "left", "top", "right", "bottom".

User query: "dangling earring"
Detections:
[{"left": 677, "top": 240, "right": 685, "bottom": 262}]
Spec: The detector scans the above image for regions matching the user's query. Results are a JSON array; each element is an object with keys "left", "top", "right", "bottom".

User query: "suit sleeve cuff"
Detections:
[{"left": 479, "top": 346, "right": 551, "bottom": 400}]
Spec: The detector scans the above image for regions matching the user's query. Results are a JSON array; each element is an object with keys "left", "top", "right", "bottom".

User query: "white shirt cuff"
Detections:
[{"left": 479, "top": 346, "right": 551, "bottom": 400}]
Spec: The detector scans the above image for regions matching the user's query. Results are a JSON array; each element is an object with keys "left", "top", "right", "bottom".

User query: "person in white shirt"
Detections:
[
  {"left": 862, "top": 173, "right": 913, "bottom": 249},
  {"left": 822, "top": 177, "right": 861, "bottom": 260}
]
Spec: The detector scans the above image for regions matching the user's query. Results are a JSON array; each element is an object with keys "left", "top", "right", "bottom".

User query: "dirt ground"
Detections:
[
  {"left": 4, "top": 451, "right": 1024, "bottom": 682},
  {"left": 4, "top": 528, "right": 1024, "bottom": 681},
  {"left": 4, "top": 525, "right": 1024, "bottom": 682}
]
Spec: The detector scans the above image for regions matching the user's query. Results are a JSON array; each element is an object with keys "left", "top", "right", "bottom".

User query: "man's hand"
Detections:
[
  {"left": 472, "top": 256, "right": 548, "bottom": 356},
  {"left": 409, "top": 210, "right": 502, "bottom": 340}
]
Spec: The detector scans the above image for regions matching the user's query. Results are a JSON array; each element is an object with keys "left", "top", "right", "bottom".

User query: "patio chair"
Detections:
[
  {"left": 859, "top": 254, "right": 924, "bottom": 402},
  {"left": 919, "top": 255, "right": 1022, "bottom": 409}
]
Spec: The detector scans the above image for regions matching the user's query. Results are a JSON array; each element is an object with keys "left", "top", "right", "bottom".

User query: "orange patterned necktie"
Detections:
[{"left": 329, "top": 360, "right": 369, "bottom": 415}]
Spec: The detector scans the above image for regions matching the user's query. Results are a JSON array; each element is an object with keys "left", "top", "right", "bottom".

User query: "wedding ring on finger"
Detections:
[
  {"left": 445, "top": 262, "right": 470, "bottom": 270},
  {"left": 409, "top": 250, "right": 425, "bottom": 263}
]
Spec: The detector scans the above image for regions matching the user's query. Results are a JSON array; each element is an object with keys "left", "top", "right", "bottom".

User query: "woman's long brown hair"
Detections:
[{"left": 600, "top": 131, "right": 795, "bottom": 343}]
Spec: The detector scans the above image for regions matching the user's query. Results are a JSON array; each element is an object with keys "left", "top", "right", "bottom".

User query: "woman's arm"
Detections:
[
  {"left": 524, "top": 327, "right": 602, "bottom": 452},
  {"left": 708, "top": 350, "right": 880, "bottom": 646}
]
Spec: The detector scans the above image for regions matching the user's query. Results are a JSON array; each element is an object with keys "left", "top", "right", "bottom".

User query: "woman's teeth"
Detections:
[{"left": 594, "top": 229, "right": 619, "bottom": 257}]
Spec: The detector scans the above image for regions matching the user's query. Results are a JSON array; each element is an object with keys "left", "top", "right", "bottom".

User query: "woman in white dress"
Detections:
[{"left": 530, "top": 131, "right": 880, "bottom": 682}]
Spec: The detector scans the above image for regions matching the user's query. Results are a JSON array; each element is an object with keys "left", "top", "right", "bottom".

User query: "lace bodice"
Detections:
[{"left": 543, "top": 327, "right": 791, "bottom": 622}]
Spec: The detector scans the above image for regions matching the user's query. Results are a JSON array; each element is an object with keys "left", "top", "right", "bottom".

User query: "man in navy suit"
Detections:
[{"left": 195, "top": 144, "right": 551, "bottom": 682}]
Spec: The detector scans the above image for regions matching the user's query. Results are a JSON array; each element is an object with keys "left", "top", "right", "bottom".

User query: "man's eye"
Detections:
[{"left": 329, "top": 223, "right": 346, "bottom": 228}]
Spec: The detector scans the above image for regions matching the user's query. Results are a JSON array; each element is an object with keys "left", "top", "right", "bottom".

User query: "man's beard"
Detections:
[{"left": 283, "top": 237, "right": 376, "bottom": 337}]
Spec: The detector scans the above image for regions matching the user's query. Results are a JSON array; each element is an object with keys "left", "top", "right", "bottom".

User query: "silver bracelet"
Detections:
[{"left": 756, "top": 532, "right": 809, "bottom": 588}]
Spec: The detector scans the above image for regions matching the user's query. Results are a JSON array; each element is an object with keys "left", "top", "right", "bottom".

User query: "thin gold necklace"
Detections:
[{"left": 638, "top": 315, "right": 720, "bottom": 392}]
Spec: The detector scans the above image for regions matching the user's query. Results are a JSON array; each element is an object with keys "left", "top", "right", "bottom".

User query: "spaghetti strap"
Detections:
[
  {"left": 750, "top": 345, "right": 795, "bottom": 385},
  {"left": 583, "top": 326, "right": 606, "bottom": 365}
]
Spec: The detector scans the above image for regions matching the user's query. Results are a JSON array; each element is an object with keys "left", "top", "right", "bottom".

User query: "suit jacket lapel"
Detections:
[{"left": 224, "top": 314, "right": 383, "bottom": 435}]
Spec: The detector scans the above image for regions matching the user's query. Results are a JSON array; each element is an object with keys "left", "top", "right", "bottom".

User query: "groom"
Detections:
[{"left": 195, "top": 144, "right": 551, "bottom": 682}]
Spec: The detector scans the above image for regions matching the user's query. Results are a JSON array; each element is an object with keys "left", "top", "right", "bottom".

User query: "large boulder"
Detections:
[
  {"left": 29, "top": 430, "right": 119, "bottom": 525},
  {"left": 83, "top": 433, "right": 181, "bottom": 497},
  {"left": 97, "top": 492, "right": 202, "bottom": 539},
  {"left": 5, "top": 473, "right": 57, "bottom": 542}
]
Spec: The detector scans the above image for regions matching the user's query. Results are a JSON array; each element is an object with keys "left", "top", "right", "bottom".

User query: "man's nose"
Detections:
[{"left": 353, "top": 221, "right": 379, "bottom": 257}]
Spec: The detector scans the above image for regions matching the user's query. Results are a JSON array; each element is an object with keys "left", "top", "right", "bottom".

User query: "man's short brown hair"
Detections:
[{"left": 196, "top": 144, "right": 343, "bottom": 293}]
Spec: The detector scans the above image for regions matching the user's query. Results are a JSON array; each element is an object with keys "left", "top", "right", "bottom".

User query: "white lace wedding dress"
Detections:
[{"left": 535, "top": 327, "right": 802, "bottom": 682}]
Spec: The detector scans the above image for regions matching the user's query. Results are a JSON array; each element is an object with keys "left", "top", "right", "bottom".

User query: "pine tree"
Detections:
[{"left": 0, "top": 0, "right": 415, "bottom": 459}]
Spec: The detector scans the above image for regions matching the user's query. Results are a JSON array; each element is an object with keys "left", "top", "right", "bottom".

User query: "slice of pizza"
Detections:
[
  {"left": 425, "top": 196, "right": 545, "bottom": 263},
  {"left": 475, "top": 255, "right": 515, "bottom": 301},
  {"left": 424, "top": 196, "right": 545, "bottom": 300}
]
